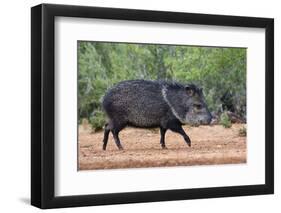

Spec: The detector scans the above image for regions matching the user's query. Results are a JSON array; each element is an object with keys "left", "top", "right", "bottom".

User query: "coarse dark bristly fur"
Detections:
[{"left": 102, "top": 79, "right": 212, "bottom": 150}]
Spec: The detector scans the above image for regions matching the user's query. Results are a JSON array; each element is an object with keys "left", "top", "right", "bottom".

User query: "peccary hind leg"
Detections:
[
  {"left": 160, "top": 127, "right": 167, "bottom": 149},
  {"left": 102, "top": 120, "right": 125, "bottom": 150},
  {"left": 102, "top": 123, "right": 110, "bottom": 150},
  {"left": 111, "top": 129, "right": 123, "bottom": 150},
  {"left": 112, "top": 120, "right": 126, "bottom": 150}
]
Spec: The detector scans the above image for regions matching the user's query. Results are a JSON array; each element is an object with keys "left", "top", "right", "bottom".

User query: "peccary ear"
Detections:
[{"left": 185, "top": 86, "right": 194, "bottom": 96}]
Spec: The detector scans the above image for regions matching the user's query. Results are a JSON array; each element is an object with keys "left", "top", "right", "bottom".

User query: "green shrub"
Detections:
[
  {"left": 238, "top": 126, "right": 247, "bottom": 137},
  {"left": 219, "top": 112, "right": 232, "bottom": 128},
  {"left": 78, "top": 42, "right": 246, "bottom": 124},
  {"left": 89, "top": 110, "right": 107, "bottom": 132}
]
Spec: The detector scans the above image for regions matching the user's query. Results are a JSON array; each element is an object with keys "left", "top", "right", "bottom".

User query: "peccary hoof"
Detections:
[
  {"left": 184, "top": 137, "right": 191, "bottom": 147},
  {"left": 118, "top": 146, "right": 124, "bottom": 150},
  {"left": 161, "top": 145, "right": 167, "bottom": 149},
  {"left": 186, "top": 141, "right": 191, "bottom": 147}
]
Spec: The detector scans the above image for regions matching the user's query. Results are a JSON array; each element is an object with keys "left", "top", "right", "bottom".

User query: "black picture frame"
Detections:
[{"left": 31, "top": 3, "right": 274, "bottom": 209}]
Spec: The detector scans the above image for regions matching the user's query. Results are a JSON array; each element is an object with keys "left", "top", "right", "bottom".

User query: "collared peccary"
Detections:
[{"left": 102, "top": 80, "right": 212, "bottom": 150}]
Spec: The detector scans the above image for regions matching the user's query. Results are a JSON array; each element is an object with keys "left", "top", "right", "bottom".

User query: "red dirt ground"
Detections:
[{"left": 78, "top": 124, "right": 246, "bottom": 170}]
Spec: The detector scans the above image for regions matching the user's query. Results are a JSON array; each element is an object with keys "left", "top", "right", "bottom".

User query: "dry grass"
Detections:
[{"left": 78, "top": 124, "right": 246, "bottom": 170}]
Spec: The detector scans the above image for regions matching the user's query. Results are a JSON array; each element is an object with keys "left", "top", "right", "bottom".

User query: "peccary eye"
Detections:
[
  {"left": 185, "top": 86, "right": 194, "bottom": 96},
  {"left": 194, "top": 104, "right": 202, "bottom": 110}
]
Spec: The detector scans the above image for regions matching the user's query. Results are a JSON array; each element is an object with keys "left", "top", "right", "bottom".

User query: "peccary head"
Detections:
[{"left": 162, "top": 82, "right": 212, "bottom": 126}]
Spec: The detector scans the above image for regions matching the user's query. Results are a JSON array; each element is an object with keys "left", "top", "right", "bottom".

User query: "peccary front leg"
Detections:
[
  {"left": 176, "top": 127, "right": 191, "bottom": 147},
  {"left": 160, "top": 127, "right": 167, "bottom": 149},
  {"left": 168, "top": 121, "right": 191, "bottom": 147}
]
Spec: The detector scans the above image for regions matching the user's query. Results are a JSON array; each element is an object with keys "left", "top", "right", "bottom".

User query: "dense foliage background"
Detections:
[{"left": 78, "top": 41, "right": 246, "bottom": 130}]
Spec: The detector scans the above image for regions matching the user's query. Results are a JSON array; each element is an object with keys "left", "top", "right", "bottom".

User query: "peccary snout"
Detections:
[
  {"left": 199, "top": 114, "right": 212, "bottom": 125},
  {"left": 192, "top": 111, "right": 212, "bottom": 126},
  {"left": 102, "top": 80, "right": 212, "bottom": 150}
]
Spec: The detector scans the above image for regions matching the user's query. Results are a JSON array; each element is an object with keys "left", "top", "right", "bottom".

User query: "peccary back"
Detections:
[{"left": 103, "top": 80, "right": 169, "bottom": 127}]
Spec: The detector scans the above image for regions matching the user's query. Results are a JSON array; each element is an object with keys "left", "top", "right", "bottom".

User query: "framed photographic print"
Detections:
[{"left": 31, "top": 3, "right": 274, "bottom": 209}]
